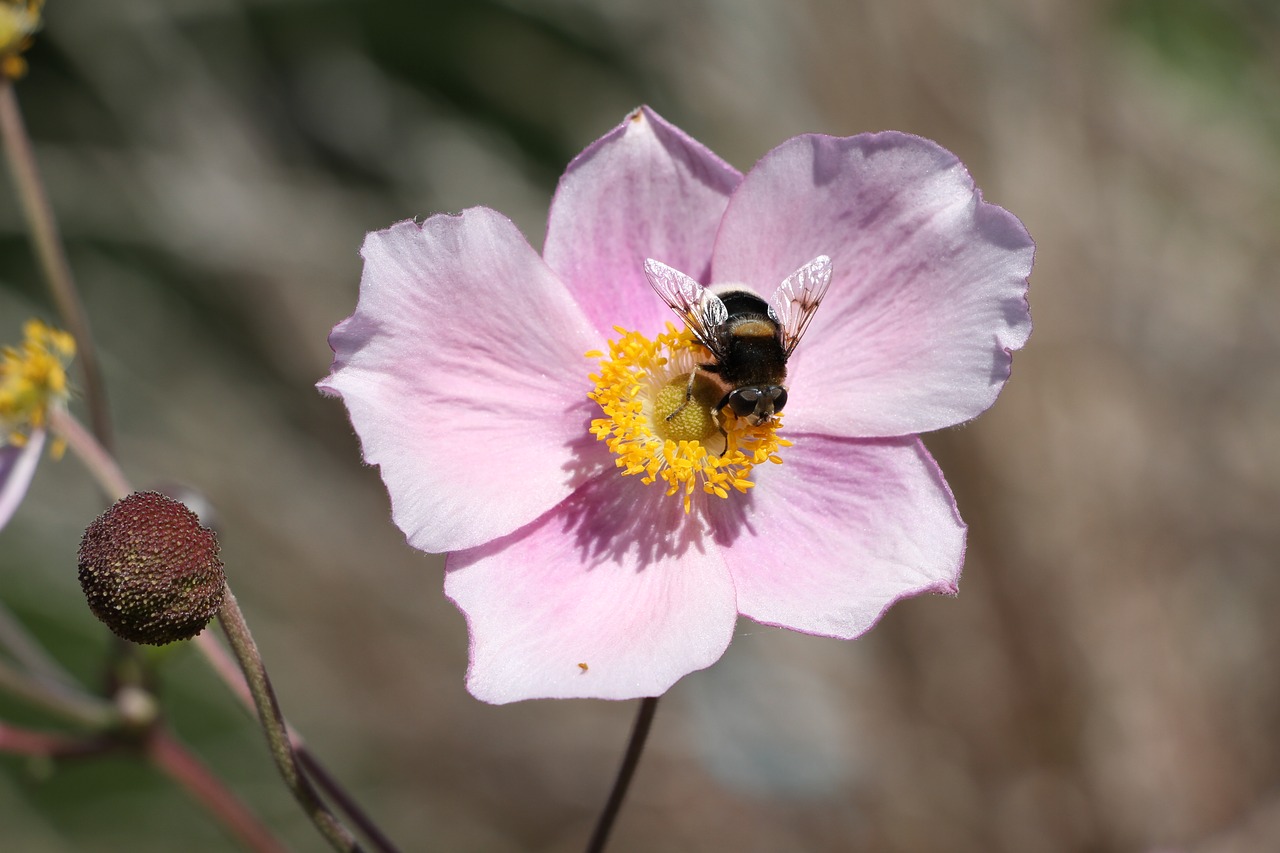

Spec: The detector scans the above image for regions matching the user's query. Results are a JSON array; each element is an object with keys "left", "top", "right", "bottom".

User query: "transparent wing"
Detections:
[
  {"left": 643, "top": 258, "right": 729, "bottom": 356},
  {"left": 770, "top": 255, "right": 832, "bottom": 357}
]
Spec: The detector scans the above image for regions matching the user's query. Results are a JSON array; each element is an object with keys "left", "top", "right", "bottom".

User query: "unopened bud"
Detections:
[{"left": 78, "top": 491, "right": 226, "bottom": 645}]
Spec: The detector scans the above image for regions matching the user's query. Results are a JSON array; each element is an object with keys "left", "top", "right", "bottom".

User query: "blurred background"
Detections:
[{"left": 1, "top": 0, "right": 1278, "bottom": 850}]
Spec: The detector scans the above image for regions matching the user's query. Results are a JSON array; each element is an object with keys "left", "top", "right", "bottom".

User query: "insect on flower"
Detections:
[
  {"left": 320, "top": 106, "right": 1035, "bottom": 703},
  {"left": 643, "top": 255, "right": 832, "bottom": 429}
]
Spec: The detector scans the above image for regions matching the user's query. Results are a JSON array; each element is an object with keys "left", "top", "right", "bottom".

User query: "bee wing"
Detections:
[
  {"left": 643, "top": 258, "right": 730, "bottom": 356},
  {"left": 769, "top": 255, "right": 832, "bottom": 357}
]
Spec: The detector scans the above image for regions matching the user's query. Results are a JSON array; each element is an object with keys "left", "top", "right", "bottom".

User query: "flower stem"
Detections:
[
  {"left": 1, "top": 715, "right": 286, "bottom": 850},
  {"left": 194, "top": 631, "right": 403, "bottom": 853},
  {"left": 0, "top": 654, "right": 119, "bottom": 730},
  {"left": 0, "top": 596, "right": 76, "bottom": 687},
  {"left": 146, "top": 728, "right": 290, "bottom": 853},
  {"left": 217, "top": 588, "right": 365, "bottom": 852},
  {"left": 0, "top": 78, "right": 113, "bottom": 450},
  {"left": 298, "top": 749, "right": 402, "bottom": 853},
  {"left": 49, "top": 407, "right": 129, "bottom": 502},
  {"left": 0, "top": 722, "right": 110, "bottom": 757},
  {"left": 57, "top": 414, "right": 395, "bottom": 851},
  {"left": 585, "top": 696, "right": 660, "bottom": 853}
]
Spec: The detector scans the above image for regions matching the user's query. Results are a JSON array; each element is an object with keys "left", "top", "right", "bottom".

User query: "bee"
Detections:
[{"left": 642, "top": 255, "right": 832, "bottom": 427}]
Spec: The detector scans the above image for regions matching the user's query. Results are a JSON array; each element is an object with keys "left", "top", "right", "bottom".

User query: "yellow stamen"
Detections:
[
  {"left": 587, "top": 324, "right": 791, "bottom": 513},
  {"left": 0, "top": 1, "right": 42, "bottom": 79},
  {"left": 1, "top": 318, "right": 75, "bottom": 446}
]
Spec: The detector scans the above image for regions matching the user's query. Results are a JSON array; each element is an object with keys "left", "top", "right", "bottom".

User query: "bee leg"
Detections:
[
  {"left": 664, "top": 369, "right": 699, "bottom": 421},
  {"left": 713, "top": 409, "right": 731, "bottom": 456}
]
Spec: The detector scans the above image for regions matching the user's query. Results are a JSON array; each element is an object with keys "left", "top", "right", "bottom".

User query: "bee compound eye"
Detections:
[
  {"left": 771, "top": 387, "right": 787, "bottom": 412},
  {"left": 728, "top": 388, "right": 760, "bottom": 417}
]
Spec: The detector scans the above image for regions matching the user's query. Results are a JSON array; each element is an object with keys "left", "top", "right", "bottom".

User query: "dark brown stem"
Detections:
[
  {"left": 60, "top": 419, "right": 394, "bottom": 852},
  {"left": 298, "top": 749, "right": 402, "bottom": 853},
  {"left": 0, "top": 78, "right": 113, "bottom": 450},
  {"left": 585, "top": 696, "right": 659, "bottom": 853},
  {"left": 218, "top": 588, "right": 365, "bottom": 852},
  {"left": 195, "top": 630, "right": 401, "bottom": 853}
]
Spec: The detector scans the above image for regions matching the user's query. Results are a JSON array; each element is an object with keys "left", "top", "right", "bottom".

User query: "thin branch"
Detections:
[
  {"left": 0, "top": 654, "right": 118, "bottom": 730},
  {"left": 49, "top": 407, "right": 129, "bottom": 502},
  {"left": 60, "top": 425, "right": 395, "bottom": 851},
  {"left": 299, "top": 749, "right": 403, "bottom": 853},
  {"left": 0, "top": 596, "right": 76, "bottom": 687},
  {"left": 146, "top": 728, "right": 290, "bottom": 853},
  {"left": 585, "top": 696, "right": 660, "bottom": 853},
  {"left": 218, "top": 587, "right": 364, "bottom": 852},
  {"left": 197, "top": 608, "right": 401, "bottom": 852},
  {"left": 0, "top": 722, "right": 110, "bottom": 758},
  {"left": 2, "top": 719, "right": 287, "bottom": 851},
  {"left": 0, "top": 78, "right": 113, "bottom": 450}
]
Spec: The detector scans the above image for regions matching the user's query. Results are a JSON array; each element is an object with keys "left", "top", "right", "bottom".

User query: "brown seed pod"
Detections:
[{"left": 78, "top": 491, "right": 226, "bottom": 646}]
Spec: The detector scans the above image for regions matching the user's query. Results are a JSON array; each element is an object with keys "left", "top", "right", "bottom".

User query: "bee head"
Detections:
[{"left": 726, "top": 386, "right": 787, "bottom": 426}]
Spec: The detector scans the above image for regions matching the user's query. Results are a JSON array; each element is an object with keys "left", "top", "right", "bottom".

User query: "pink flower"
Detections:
[{"left": 319, "top": 107, "right": 1032, "bottom": 704}]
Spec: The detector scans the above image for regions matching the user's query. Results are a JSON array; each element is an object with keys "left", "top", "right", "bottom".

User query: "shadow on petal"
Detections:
[
  {"left": 555, "top": 467, "right": 713, "bottom": 571},
  {"left": 554, "top": 406, "right": 775, "bottom": 569},
  {"left": 974, "top": 196, "right": 1037, "bottom": 251}
]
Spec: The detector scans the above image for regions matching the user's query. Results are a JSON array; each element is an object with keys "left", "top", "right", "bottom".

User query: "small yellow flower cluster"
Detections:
[
  {"left": 587, "top": 324, "right": 788, "bottom": 514},
  {"left": 1, "top": 318, "right": 74, "bottom": 451},
  {"left": 0, "top": 0, "right": 43, "bottom": 80}
]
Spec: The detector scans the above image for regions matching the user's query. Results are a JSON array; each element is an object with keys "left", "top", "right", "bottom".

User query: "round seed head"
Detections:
[{"left": 78, "top": 491, "right": 226, "bottom": 645}]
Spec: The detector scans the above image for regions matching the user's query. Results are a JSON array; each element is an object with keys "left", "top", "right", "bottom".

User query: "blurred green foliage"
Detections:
[{"left": 1115, "top": 0, "right": 1280, "bottom": 137}]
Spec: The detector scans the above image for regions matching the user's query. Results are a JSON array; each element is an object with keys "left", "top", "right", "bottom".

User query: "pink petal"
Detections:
[
  {"left": 0, "top": 431, "right": 44, "bottom": 532},
  {"left": 445, "top": 473, "right": 737, "bottom": 703},
  {"left": 542, "top": 106, "right": 742, "bottom": 338},
  {"left": 707, "top": 434, "right": 965, "bottom": 639},
  {"left": 712, "top": 132, "right": 1033, "bottom": 437},
  {"left": 319, "top": 210, "right": 601, "bottom": 553}
]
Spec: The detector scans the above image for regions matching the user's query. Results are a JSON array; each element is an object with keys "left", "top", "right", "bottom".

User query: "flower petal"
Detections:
[
  {"left": 707, "top": 434, "right": 965, "bottom": 639},
  {"left": 445, "top": 473, "right": 737, "bottom": 703},
  {"left": 543, "top": 106, "right": 742, "bottom": 337},
  {"left": 319, "top": 210, "right": 601, "bottom": 553},
  {"left": 712, "top": 132, "right": 1033, "bottom": 437},
  {"left": 0, "top": 431, "right": 44, "bottom": 532}
]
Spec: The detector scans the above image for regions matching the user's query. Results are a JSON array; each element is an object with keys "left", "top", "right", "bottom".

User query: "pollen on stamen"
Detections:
[
  {"left": 0, "top": 0, "right": 44, "bottom": 81},
  {"left": 586, "top": 324, "right": 791, "bottom": 513},
  {"left": 1, "top": 319, "right": 75, "bottom": 448}
]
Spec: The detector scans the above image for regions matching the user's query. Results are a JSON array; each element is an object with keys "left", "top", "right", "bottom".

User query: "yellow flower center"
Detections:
[
  {"left": 587, "top": 323, "right": 790, "bottom": 513},
  {"left": 0, "top": 1, "right": 43, "bottom": 79},
  {"left": 1, "top": 318, "right": 75, "bottom": 447}
]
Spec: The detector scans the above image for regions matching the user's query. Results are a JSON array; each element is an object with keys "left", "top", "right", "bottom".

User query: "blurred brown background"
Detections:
[{"left": 1, "top": 0, "right": 1278, "bottom": 850}]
